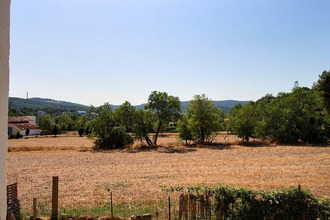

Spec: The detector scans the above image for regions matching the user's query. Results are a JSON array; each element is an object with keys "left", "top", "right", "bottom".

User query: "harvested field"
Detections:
[{"left": 6, "top": 136, "right": 330, "bottom": 211}]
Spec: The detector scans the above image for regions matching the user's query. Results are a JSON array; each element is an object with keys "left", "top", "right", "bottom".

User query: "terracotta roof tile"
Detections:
[{"left": 9, "top": 122, "right": 39, "bottom": 130}]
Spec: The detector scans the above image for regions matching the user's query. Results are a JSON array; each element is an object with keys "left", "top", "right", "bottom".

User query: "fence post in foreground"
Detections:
[
  {"left": 51, "top": 176, "right": 59, "bottom": 220},
  {"left": 168, "top": 196, "right": 171, "bottom": 220},
  {"left": 33, "top": 198, "right": 37, "bottom": 220}
]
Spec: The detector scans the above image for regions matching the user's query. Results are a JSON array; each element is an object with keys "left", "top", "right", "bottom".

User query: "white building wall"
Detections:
[
  {"left": 29, "top": 129, "right": 41, "bottom": 136},
  {"left": 0, "top": 1, "right": 10, "bottom": 219},
  {"left": 27, "top": 116, "right": 37, "bottom": 125},
  {"left": 21, "top": 129, "right": 41, "bottom": 136}
]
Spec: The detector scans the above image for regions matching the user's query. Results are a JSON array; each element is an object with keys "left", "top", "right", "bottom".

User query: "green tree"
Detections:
[
  {"left": 186, "top": 94, "right": 224, "bottom": 143},
  {"left": 77, "top": 115, "right": 88, "bottom": 137},
  {"left": 55, "top": 113, "right": 75, "bottom": 131},
  {"left": 145, "top": 91, "right": 181, "bottom": 145},
  {"left": 132, "top": 109, "right": 154, "bottom": 146},
  {"left": 89, "top": 103, "right": 133, "bottom": 149},
  {"left": 25, "top": 128, "right": 30, "bottom": 136},
  {"left": 52, "top": 123, "right": 60, "bottom": 137},
  {"left": 114, "top": 101, "right": 136, "bottom": 132},
  {"left": 177, "top": 114, "right": 193, "bottom": 145},
  {"left": 256, "top": 88, "right": 329, "bottom": 143},
  {"left": 228, "top": 103, "right": 257, "bottom": 142},
  {"left": 313, "top": 70, "right": 330, "bottom": 114},
  {"left": 89, "top": 103, "right": 116, "bottom": 148},
  {"left": 78, "top": 128, "right": 84, "bottom": 137},
  {"left": 37, "top": 114, "right": 53, "bottom": 132}
]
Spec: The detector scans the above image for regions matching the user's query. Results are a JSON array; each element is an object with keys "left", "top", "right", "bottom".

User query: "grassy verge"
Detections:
[{"left": 21, "top": 199, "right": 169, "bottom": 219}]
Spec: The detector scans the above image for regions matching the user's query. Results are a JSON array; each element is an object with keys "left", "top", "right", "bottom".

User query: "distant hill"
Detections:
[
  {"left": 9, "top": 97, "right": 249, "bottom": 115},
  {"left": 9, "top": 97, "right": 89, "bottom": 112}
]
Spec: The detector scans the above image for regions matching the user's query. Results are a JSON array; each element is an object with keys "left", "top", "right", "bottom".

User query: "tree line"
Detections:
[{"left": 33, "top": 70, "right": 329, "bottom": 147}]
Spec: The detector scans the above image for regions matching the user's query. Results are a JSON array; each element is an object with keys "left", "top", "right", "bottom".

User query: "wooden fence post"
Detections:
[
  {"left": 33, "top": 198, "right": 37, "bottom": 220},
  {"left": 51, "top": 176, "right": 59, "bottom": 220},
  {"left": 179, "top": 194, "right": 183, "bottom": 220}
]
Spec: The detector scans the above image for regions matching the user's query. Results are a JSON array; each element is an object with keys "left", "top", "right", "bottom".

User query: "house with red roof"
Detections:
[{"left": 8, "top": 116, "right": 40, "bottom": 136}]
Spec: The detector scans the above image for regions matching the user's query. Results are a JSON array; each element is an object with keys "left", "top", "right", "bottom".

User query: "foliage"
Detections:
[
  {"left": 145, "top": 91, "right": 181, "bottom": 145},
  {"left": 90, "top": 103, "right": 133, "bottom": 149},
  {"left": 106, "top": 127, "right": 134, "bottom": 148},
  {"left": 228, "top": 103, "right": 257, "bottom": 142},
  {"left": 314, "top": 69, "right": 330, "bottom": 115},
  {"left": 78, "top": 128, "right": 84, "bottom": 137},
  {"left": 177, "top": 114, "right": 193, "bottom": 145},
  {"left": 8, "top": 131, "right": 22, "bottom": 139},
  {"left": 25, "top": 128, "right": 30, "bottom": 136},
  {"left": 256, "top": 87, "right": 329, "bottom": 143},
  {"left": 52, "top": 124, "right": 60, "bottom": 137},
  {"left": 132, "top": 109, "right": 154, "bottom": 146},
  {"left": 55, "top": 113, "right": 76, "bottom": 131},
  {"left": 77, "top": 115, "right": 88, "bottom": 136},
  {"left": 186, "top": 94, "right": 224, "bottom": 143},
  {"left": 37, "top": 114, "right": 53, "bottom": 132},
  {"left": 114, "top": 101, "right": 136, "bottom": 132},
  {"left": 89, "top": 103, "right": 115, "bottom": 148},
  {"left": 167, "top": 184, "right": 330, "bottom": 220},
  {"left": 8, "top": 97, "right": 89, "bottom": 116}
]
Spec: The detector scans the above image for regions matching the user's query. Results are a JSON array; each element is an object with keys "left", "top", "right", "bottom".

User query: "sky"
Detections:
[{"left": 9, "top": 0, "right": 330, "bottom": 106}]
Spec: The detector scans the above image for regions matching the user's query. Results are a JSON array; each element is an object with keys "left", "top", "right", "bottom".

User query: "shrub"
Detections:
[
  {"left": 25, "top": 128, "right": 30, "bottom": 136},
  {"left": 94, "top": 127, "right": 134, "bottom": 149},
  {"left": 14, "top": 131, "right": 22, "bottom": 139},
  {"left": 78, "top": 128, "right": 84, "bottom": 137},
  {"left": 167, "top": 184, "right": 330, "bottom": 220}
]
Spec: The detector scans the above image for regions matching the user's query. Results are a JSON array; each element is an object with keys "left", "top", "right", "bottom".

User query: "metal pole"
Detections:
[
  {"left": 111, "top": 192, "right": 113, "bottom": 219},
  {"left": 168, "top": 196, "right": 171, "bottom": 220}
]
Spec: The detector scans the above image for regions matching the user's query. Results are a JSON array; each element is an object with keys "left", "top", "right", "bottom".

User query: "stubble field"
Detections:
[{"left": 6, "top": 135, "right": 330, "bottom": 211}]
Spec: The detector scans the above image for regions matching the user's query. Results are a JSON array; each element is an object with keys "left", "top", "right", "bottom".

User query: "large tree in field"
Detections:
[
  {"left": 132, "top": 109, "right": 154, "bottom": 146},
  {"left": 89, "top": 103, "right": 115, "bottom": 148},
  {"left": 228, "top": 103, "right": 257, "bottom": 142},
  {"left": 114, "top": 101, "right": 136, "bottom": 132},
  {"left": 186, "top": 94, "right": 224, "bottom": 143},
  {"left": 314, "top": 70, "right": 330, "bottom": 115},
  {"left": 145, "top": 91, "right": 181, "bottom": 145}
]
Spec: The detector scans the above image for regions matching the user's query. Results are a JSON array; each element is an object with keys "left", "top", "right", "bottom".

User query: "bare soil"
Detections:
[{"left": 6, "top": 135, "right": 330, "bottom": 210}]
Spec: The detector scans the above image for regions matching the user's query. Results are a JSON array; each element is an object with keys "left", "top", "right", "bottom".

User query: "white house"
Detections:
[{"left": 8, "top": 116, "right": 41, "bottom": 136}]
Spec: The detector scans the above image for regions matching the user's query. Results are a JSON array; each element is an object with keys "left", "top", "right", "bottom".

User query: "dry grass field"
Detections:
[{"left": 6, "top": 135, "right": 330, "bottom": 211}]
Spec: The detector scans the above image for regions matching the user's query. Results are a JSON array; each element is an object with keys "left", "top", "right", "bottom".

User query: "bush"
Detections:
[
  {"left": 167, "top": 184, "right": 330, "bottom": 220},
  {"left": 94, "top": 127, "right": 134, "bottom": 149},
  {"left": 14, "top": 131, "right": 22, "bottom": 139},
  {"left": 8, "top": 133, "right": 15, "bottom": 139},
  {"left": 78, "top": 128, "right": 84, "bottom": 137}
]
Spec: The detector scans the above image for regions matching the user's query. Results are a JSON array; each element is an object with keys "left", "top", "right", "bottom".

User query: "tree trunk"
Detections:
[
  {"left": 145, "top": 136, "right": 153, "bottom": 146},
  {"left": 154, "top": 121, "right": 162, "bottom": 145},
  {"left": 201, "top": 127, "right": 205, "bottom": 143}
]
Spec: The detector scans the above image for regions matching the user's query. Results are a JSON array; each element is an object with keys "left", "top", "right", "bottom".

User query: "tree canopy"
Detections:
[
  {"left": 314, "top": 70, "right": 330, "bottom": 115},
  {"left": 145, "top": 91, "right": 181, "bottom": 145},
  {"left": 186, "top": 94, "right": 224, "bottom": 143}
]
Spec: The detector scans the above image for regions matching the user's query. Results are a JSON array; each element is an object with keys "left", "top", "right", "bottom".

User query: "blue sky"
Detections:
[{"left": 9, "top": 0, "right": 330, "bottom": 106}]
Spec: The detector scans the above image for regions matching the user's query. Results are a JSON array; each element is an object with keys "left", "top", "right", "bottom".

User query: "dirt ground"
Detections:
[{"left": 6, "top": 135, "right": 330, "bottom": 210}]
